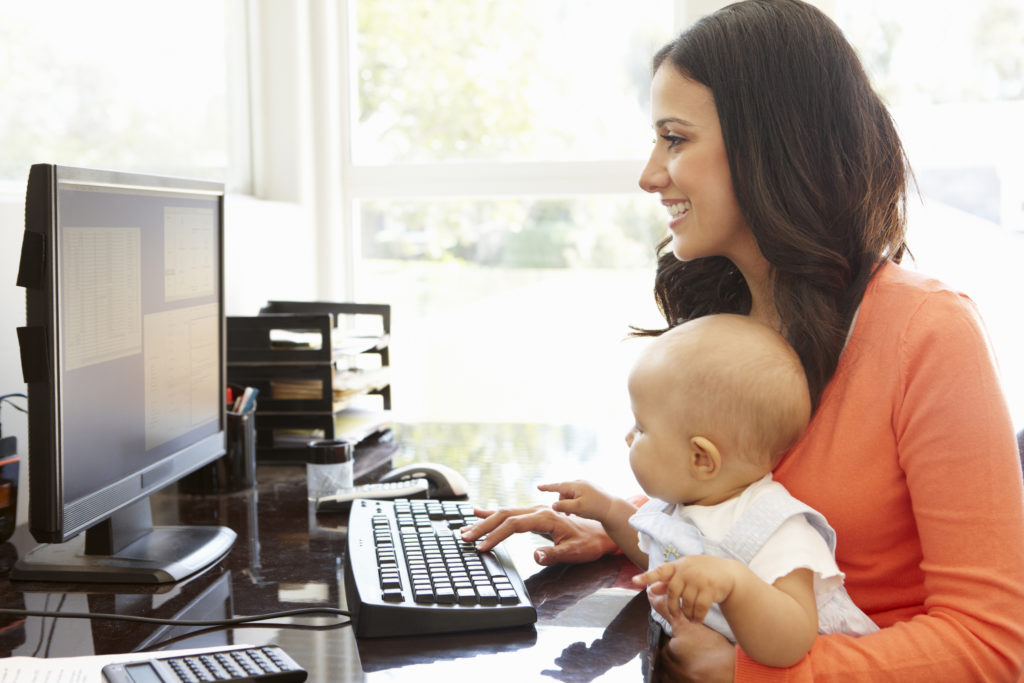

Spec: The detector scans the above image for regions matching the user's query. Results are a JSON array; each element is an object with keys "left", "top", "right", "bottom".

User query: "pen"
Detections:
[
  {"left": 232, "top": 388, "right": 246, "bottom": 412},
  {"left": 239, "top": 386, "right": 259, "bottom": 414}
]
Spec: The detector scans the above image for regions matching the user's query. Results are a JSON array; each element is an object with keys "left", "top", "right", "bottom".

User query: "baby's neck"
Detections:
[
  {"left": 682, "top": 472, "right": 769, "bottom": 507},
  {"left": 684, "top": 486, "right": 746, "bottom": 507}
]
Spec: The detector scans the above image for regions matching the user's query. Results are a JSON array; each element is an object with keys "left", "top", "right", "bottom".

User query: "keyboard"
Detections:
[{"left": 343, "top": 498, "right": 537, "bottom": 638}]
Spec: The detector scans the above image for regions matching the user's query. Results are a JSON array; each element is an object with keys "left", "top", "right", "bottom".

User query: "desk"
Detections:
[{"left": 0, "top": 424, "right": 653, "bottom": 681}]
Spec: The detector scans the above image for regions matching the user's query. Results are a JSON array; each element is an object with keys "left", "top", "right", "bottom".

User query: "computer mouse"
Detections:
[{"left": 379, "top": 461, "right": 469, "bottom": 499}]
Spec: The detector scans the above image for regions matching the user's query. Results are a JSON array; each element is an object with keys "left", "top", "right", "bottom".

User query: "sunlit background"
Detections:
[{"left": 1, "top": 0, "right": 1022, "bottom": 503}]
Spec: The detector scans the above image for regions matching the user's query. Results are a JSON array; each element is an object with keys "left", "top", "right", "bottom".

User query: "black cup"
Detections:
[{"left": 179, "top": 409, "right": 257, "bottom": 493}]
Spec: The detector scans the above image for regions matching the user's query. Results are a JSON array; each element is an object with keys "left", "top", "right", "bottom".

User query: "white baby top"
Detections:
[{"left": 630, "top": 474, "right": 878, "bottom": 640}]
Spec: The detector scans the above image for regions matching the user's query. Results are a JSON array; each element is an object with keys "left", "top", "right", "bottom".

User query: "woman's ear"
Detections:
[{"left": 689, "top": 436, "right": 722, "bottom": 479}]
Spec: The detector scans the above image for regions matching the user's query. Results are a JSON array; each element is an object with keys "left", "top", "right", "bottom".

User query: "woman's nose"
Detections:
[
  {"left": 625, "top": 427, "right": 636, "bottom": 447},
  {"left": 638, "top": 152, "right": 668, "bottom": 194}
]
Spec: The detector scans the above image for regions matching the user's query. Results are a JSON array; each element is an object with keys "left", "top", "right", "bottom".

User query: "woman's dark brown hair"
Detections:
[{"left": 642, "top": 0, "right": 911, "bottom": 409}]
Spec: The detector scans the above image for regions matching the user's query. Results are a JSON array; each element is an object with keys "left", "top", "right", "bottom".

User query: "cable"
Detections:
[
  {"left": 0, "top": 606, "right": 352, "bottom": 629},
  {"left": 0, "top": 392, "right": 28, "bottom": 440},
  {"left": 134, "top": 619, "right": 352, "bottom": 654},
  {"left": 42, "top": 594, "right": 67, "bottom": 659},
  {"left": 29, "top": 593, "right": 59, "bottom": 658},
  {"left": 0, "top": 393, "right": 28, "bottom": 414}
]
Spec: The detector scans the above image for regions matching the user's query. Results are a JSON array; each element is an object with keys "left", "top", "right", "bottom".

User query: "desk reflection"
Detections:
[{"left": 0, "top": 423, "right": 653, "bottom": 681}]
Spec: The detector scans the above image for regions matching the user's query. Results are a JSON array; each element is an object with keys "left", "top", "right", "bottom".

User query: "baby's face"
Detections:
[{"left": 625, "top": 364, "right": 704, "bottom": 504}]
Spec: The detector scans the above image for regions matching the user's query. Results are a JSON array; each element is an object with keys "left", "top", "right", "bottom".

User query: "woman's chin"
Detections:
[{"left": 671, "top": 244, "right": 697, "bottom": 262}]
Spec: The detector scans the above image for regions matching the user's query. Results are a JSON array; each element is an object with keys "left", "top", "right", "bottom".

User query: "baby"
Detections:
[{"left": 541, "top": 314, "right": 876, "bottom": 667}]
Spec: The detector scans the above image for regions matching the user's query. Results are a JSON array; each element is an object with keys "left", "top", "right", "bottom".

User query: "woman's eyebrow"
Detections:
[{"left": 655, "top": 117, "right": 699, "bottom": 129}]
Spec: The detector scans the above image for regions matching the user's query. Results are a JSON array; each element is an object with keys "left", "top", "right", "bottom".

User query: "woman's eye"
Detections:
[{"left": 660, "top": 134, "right": 686, "bottom": 150}]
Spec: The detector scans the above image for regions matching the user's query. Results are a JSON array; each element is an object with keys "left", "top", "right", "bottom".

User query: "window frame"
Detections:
[{"left": 244, "top": 0, "right": 692, "bottom": 302}]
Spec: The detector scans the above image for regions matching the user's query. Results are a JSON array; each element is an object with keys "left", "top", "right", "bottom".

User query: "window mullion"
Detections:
[{"left": 349, "top": 160, "right": 645, "bottom": 200}]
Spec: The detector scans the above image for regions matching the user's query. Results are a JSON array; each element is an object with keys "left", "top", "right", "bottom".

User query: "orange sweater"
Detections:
[{"left": 735, "top": 262, "right": 1024, "bottom": 680}]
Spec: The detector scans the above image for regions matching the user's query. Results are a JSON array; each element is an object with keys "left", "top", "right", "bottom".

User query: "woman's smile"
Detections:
[{"left": 666, "top": 200, "right": 691, "bottom": 229}]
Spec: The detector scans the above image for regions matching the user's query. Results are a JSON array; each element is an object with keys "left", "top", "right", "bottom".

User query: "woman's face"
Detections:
[{"left": 639, "top": 65, "right": 759, "bottom": 267}]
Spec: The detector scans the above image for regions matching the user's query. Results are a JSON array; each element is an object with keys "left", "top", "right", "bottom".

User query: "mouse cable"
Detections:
[{"left": 0, "top": 606, "right": 352, "bottom": 629}]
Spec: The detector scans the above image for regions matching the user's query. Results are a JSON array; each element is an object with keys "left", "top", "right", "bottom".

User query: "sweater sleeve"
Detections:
[{"left": 735, "top": 289, "right": 1024, "bottom": 681}]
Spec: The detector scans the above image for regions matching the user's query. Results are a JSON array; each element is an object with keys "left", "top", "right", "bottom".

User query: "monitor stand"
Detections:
[{"left": 11, "top": 499, "right": 236, "bottom": 584}]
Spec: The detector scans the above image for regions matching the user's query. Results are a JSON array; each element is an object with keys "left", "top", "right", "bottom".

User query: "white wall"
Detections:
[
  {"left": 223, "top": 194, "right": 317, "bottom": 315},
  {"left": 0, "top": 0, "right": 336, "bottom": 528},
  {"left": 0, "top": 190, "right": 31, "bottom": 526}
]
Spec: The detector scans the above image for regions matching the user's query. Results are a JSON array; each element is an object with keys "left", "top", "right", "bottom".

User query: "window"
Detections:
[
  {"left": 349, "top": 0, "right": 678, "bottom": 433},
  {"left": 0, "top": 0, "right": 232, "bottom": 184},
  {"left": 345, "top": 1, "right": 1024, "bottom": 436},
  {"left": 7, "top": 0, "right": 1018, "bottom": 441},
  {"left": 352, "top": 1, "right": 669, "bottom": 164}
]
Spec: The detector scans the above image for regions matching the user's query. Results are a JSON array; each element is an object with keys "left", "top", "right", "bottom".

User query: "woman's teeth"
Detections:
[{"left": 668, "top": 202, "right": 690, "bottom": 218}]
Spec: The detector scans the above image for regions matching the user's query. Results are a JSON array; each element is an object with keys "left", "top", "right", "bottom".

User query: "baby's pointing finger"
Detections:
[{"left": 633, "top": 565, "right": 673, "bottom": 588}]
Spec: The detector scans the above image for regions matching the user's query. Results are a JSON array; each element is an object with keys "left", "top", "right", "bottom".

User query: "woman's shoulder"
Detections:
[
  {"left": 871, "top": 260, "right": 962, "bottom": 298},
  {"left": 864, "top": 260, "right": 980, "bottom": 325},
  {"left": 852, "top": 261, "right": 989, "bottom": 365}
]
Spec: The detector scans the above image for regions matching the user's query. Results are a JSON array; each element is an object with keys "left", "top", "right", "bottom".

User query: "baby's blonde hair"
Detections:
[{"left": 644, "top": 314, "right": 811, "bottom": 468}]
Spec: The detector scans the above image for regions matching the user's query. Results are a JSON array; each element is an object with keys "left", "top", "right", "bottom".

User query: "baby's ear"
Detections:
[{"left": 689, "top": 436, "right": 722, "bottom": 479}]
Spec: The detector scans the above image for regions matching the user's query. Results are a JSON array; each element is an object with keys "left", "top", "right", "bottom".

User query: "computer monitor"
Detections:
[{"left": 12, "top": 164, "right": 235, "bottom": 584}]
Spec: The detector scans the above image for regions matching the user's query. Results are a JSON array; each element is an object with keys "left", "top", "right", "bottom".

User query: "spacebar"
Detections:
[{"left": 481, "top": 552, "right": 507, "bottom": 578}]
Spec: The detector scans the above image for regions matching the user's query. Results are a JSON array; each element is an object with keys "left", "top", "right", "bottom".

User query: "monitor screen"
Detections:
[{"left": 13, "top": 164, "right": 235, "bottom": 584}]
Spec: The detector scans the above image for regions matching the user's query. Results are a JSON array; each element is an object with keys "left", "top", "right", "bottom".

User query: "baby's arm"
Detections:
[
  {"left": 538, "top": 481, "right": 645, "bottom": 568},
  {"left": 635, "top": 557, "right": 818, "bottom": 668}
]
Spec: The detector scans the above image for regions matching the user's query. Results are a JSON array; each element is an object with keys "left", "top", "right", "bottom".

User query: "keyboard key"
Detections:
[{"left": 481, "top": 553, "right": 507, "bottom": 578}]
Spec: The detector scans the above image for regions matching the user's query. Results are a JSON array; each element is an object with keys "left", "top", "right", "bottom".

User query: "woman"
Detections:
[{"left": 462, "top": 0, "right": 1024, "bottom": 679}]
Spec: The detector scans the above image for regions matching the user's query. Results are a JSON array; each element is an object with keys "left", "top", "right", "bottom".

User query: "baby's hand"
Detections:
[
  {"left": 645, "top": 589, "right": 691, "bottom": 633},
  {"left": 633, "top": 555, "right": 739, "bottom": 624},
  {"left": 537, "top": 481, "right": 613, "bottom": 523}
]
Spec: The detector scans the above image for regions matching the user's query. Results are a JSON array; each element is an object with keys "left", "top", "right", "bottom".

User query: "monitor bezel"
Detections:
[{"left": 19, "top": 163, "right": 228, "bottom": 545}]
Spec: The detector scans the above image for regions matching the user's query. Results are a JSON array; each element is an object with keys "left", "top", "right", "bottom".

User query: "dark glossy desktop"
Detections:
[{"left": 0, "top": 424, "right": 652, "bottom": 680}]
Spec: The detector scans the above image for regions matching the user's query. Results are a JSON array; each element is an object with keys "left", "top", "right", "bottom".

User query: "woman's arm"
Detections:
[
  {"left": 734, "top": 287, "right": 1024, "bottom": 681},
  {"left": 656, "top": 284, "right": 1024, "bottom": 681}
]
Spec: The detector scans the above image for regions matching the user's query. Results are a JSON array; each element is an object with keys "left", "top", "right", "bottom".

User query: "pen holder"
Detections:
[{"left": 180, "top": 409, "right": 257, "bottom": 494}]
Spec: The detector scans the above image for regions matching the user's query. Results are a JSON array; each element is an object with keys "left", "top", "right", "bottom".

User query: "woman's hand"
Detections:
[
  {"left": 462, "top": 504, "right": 618, "bottom": 565},
  {"left": 649, "top": 591, "right": 736, "bottom": 682}
]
